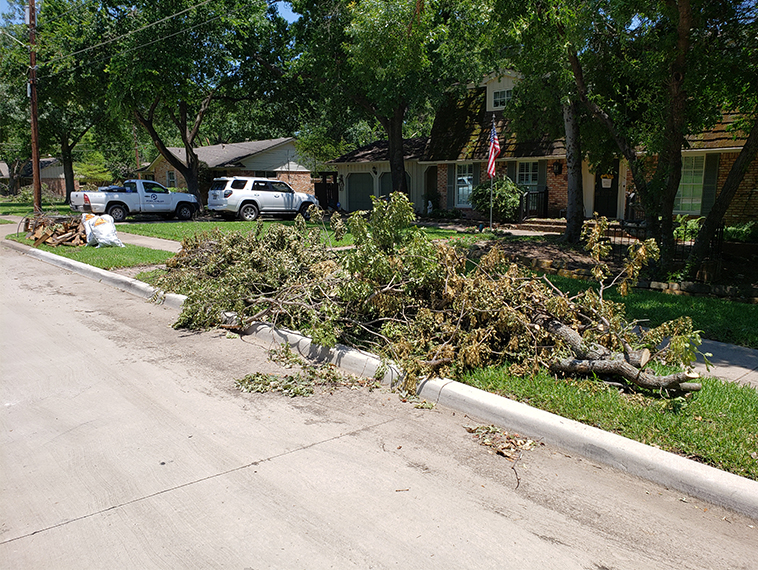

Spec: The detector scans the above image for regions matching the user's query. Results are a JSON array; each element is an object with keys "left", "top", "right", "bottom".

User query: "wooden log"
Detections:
[
  {"left": 625, "top": 348, "right": 651, "bottom": 368},
  {"left": 33, "top": 228, "right": 54, "bottom": 247},
  {"left": 49, "top": 231, "right": 75, "bottom": 246}
]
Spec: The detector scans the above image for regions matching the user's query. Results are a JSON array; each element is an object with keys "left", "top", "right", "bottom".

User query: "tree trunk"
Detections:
[
  {"left": 134, "top": 107, "right": 200, "bottom": 199},
  {"left": 384, "top": 105, "right": 408, "bottom": 195},
  {"left": 562, "top": 100, "right": 584, "bottom": 243},
  {"left": 684, "top": 116, "right": 758, "bottom": 278},
  {"left": 61, "top": 138, "right": 76, "bottom": 204},
  {"left": 6, "top": 159, "right": 27, "bottom": 195}
]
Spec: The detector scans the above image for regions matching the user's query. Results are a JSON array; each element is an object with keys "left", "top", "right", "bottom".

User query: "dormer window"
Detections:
[{"left": 493, "top": 89, "right": 512, "bottom": 108}]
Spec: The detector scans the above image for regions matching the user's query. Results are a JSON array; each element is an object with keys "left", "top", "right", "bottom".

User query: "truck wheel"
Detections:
[
  {"left": 176, "top": 203, "right": 194, "bottom": 221},
  {"left": 239, "top": 203, "right": 259, "bottom": 221},
  {"left": 107, "top": 204, "right": 127, "bottom": 222}
]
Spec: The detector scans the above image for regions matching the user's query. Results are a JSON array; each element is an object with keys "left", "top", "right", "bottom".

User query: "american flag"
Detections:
[{"left": 487, "top": 116, "right": 500, "bottom": 178}]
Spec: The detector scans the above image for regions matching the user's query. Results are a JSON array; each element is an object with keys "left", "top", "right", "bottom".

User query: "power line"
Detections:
[
  {"left": 39, "top": 7, "right": 230, "bottom": 79},
  {"left": 43, "top": 0, "right": 216, "bottom": 67}
]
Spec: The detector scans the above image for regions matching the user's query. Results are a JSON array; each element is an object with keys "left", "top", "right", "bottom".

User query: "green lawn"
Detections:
[
  {"left": 116, "top": 218, "right": 462, "bottom": 247},
  {"left": 543, "top": 273, "right": 758, "bottom": 349},
  {"left": 6, "top": 233, "right": 173, "bottom": 269},
  {"left": 462, "top": 365, "right": 758, "bottom": 481},
  {"left": 0, "top": 200, "right": 74, "bottom": 217}
]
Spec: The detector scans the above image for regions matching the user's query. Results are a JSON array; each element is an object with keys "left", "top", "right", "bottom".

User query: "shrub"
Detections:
[
  {"left": 4, "top": 184, "right": 60, "bottom": 204},
  {"left": 673, "top": 215, "right": 703, "bottom": 241},
  {"left": 470, "top": 177, "right": 524, "bottom": 223},
  {"left": 724, "top": 221, "right": 758, "bottom": 243}
]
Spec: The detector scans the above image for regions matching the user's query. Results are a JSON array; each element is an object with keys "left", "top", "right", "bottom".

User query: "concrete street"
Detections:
[{"left": 1, "top": 235, "right": 756, "bottom": 569}]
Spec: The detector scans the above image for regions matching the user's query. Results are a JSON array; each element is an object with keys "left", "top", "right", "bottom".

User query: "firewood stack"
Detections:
[{"left": 24, "top": 215, "right": 87, "bottom": 247}]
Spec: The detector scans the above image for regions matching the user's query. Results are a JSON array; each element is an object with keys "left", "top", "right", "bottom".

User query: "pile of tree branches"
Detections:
[{"left": 158, "top": 193, "right": 703, "bottom": 395}]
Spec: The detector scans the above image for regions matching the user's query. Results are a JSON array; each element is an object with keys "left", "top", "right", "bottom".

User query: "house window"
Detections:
[
  {"left": 493, "top": 89, "right": 512, "bottom": 108},
  {"left": 456, "top": 163, "right": 474, "bottom": 207},
  {"left": 517, "top": 161, "right": 539, "bottom": 189},
  {"left": 674, "top": 155, "right": 705, "bottom": 215},
  {"left": 166, "top": 170, "right": 176, "bottom": 187}
]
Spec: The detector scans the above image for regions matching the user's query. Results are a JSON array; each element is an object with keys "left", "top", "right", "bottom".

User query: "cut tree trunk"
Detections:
[{"left": 535, "top": 314, "right": 701, "bottom": 392}]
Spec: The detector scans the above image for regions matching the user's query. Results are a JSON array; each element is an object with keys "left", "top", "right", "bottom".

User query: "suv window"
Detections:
[
  {"left": 252, "top": 181, "right": 270, "bottom": 191},
  {"left": 270, "top": 181, "right": 293, "bottom": 193},
  {"left": 210, "top": 179, "right": 227, "bottom": 191},
  {"left": 231, "top": 179, "right": 248, "bottom": 190}
]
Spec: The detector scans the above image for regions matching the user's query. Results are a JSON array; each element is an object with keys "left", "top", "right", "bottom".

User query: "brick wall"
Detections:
[
  {"left": 437, "top": 164, "right": 448, "bottom": 208},
  {"left": 150, "top": 161, "right": 185, "bottom": 189},
  {"left": 718, "top": 152, "right": 758, "bottom": 226},
  {"left": 546, "top": 160, "right": 568, "bottom": 217},
  {"left": 44, "top": 178, "right": 73, "bottom": 197}
]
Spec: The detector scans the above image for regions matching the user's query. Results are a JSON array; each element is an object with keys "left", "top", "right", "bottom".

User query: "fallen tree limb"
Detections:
[{"left": 550, "top": 357, "right": 701, "bottom": 392}]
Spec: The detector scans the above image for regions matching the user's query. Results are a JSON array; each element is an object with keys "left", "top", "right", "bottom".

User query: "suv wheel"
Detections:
[{"left": 239, "top": 203, "right": 260, "bottom": 221}]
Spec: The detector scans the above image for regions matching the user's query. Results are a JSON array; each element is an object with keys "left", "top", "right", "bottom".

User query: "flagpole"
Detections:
[
  {"left": 489, "top": 172, "right": 493, "bottom": 230},
  {"left": 488, "top": 113, "right": 497, "bottom": 231}
]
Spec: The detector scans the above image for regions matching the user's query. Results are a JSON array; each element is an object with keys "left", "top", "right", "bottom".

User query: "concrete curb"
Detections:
[
  {"left": 5, "top": 235, "right": 757, "bottom": 520},
  {"left": 418, "top": 377, "right": 758, "bottom": 520},
  {"left": 243, "top": 323, "right": 403, "bottom": 385},
  {"left": 2, "top": 238, "right": 186, "bottom": 310}
]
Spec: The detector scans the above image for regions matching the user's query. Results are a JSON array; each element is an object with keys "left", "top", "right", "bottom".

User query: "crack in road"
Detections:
[{"left": 0, "top": 417, "right": 396, "bottom": 546}]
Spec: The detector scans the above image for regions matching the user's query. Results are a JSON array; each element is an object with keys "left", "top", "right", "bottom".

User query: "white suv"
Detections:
[{"left": 207, "top": 177, "right": 320, "bottom": 221}]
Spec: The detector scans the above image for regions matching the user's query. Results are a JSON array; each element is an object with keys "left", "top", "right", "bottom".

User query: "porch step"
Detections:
[{"left": 514, "top": 218, "right": 567, "bottom": 233}]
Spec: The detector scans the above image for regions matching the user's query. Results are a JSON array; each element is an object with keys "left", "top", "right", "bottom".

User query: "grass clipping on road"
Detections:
[{"left": 236, "top": 344, "right": 381, "bottom": 398}]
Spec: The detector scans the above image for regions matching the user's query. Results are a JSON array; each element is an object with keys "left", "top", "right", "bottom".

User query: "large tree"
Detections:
[
  {"left": 0, "top": 2, "right": 37, "bottom": 195},
  {"left": 560, "top": 0, "right": 757, "bottom": 273},
  {"left": 105, "top": 0, "right": 275, "bottom": 198},
  {"left": 495, "top": 2, "right": 591, "bottom": 243},
  {"left": 36, "top": 0, "right": 121, "bottom": 201},
  {"left": 290, "top": 0, "right": 493, "bottom": 196},
  {"left": 0, "top": 80, "right": 31, "bottom": 195},
  {"left": 683, "top": 6, "right": 758, "bottom": 277}
]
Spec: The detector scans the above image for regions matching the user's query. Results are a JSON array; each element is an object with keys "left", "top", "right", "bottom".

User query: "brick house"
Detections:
[
  {"left": 0, "top": 158, "right": 77, "bottom": 196},
  {"left": 141, "top": 138, "right": 314, "bottom": 203},
  {"left": 331, "top": 71, "right": 758, "bottom": 225}
]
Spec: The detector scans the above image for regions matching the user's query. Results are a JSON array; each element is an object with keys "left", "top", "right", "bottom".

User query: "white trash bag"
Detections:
[{"left": 82, "top": 213, "right": 125, "bottom": 248}]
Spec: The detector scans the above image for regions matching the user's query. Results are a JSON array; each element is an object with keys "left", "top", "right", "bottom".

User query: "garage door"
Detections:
[{"left": 347, "top": 172, "right": 374, "bottom": 211}]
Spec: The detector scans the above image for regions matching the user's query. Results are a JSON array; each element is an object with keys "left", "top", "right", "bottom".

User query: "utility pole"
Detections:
[{"left": 28, "top": 0, "right": 42, "bottom": 214}]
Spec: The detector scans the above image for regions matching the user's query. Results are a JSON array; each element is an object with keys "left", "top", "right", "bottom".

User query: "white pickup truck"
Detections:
[{"left": 70, "top": 180, "right": 200, "bottom": 222}]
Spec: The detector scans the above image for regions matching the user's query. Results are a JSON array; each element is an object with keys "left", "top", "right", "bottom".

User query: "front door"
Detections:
[{"left": 594, "top": 160, "right": 619, "bottom": 218}]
